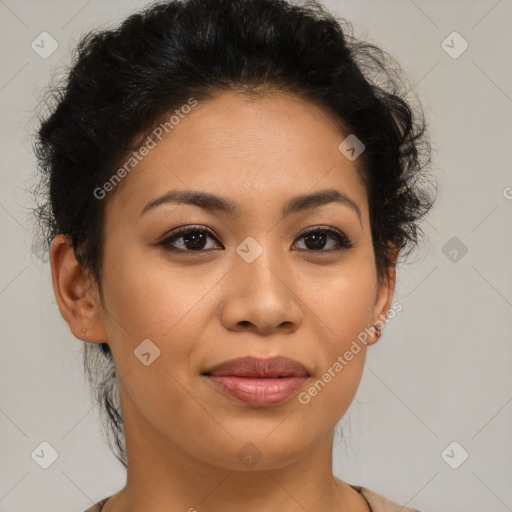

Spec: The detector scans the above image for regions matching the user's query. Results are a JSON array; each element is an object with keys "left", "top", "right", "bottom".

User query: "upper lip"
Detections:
[{"left": 202, "top": 356, "right": 310, "bottom": 378}]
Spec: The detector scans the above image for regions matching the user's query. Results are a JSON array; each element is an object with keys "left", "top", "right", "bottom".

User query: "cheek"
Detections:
[
  {"left": 306, "top": 258, "right": 377, "bottom": 339},
  {"left": 101, "top": 244, "right": 217, "bottom": 339},
  {"left": 297, "top": 351, "right": 365, "bottom": 430},
  {"left": 288, "top": 260, "right": 375, "bottom": 413},
  {"left": 100, "top": 255, "right": 208, "bottom": 441}
]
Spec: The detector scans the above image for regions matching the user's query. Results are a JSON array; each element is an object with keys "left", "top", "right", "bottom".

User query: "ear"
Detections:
[
  {"left": 367, "top": 242, "right": 399, "bottom": 346},
  {"left": 49, "top": 234, "right": 108, "bottom": 343}
]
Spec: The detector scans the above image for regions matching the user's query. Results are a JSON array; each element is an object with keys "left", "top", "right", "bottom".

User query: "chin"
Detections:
[{"left": 189, "top": 429, "right": 321, "bottom": 472}]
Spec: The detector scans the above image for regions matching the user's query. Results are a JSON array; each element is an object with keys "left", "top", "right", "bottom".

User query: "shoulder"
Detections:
[
  {"left": 351, "top": 485, "right": 427, "bottom": 512},
  {"left": 82, "top": 496, "right": 112, "bottom": 512}
]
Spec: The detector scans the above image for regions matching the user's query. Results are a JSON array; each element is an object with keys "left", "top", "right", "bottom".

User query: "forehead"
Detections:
[{"left": 105, "top": 91, "right": 368, "bottom": 222}]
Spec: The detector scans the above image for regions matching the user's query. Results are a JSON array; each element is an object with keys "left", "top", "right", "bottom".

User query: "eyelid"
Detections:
[
  {"left": 159, "top": 224, "right": 223, "bottom": 248},
  {"left": 157, "top": 224, "right": 354, "bottom": 252},
  {"left": 295, "top": 225, "right": 354, "bottom": 250}
]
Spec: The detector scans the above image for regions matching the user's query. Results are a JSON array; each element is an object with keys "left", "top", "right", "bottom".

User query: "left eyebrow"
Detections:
[{"left": 139, "top": 188, "right": 362, "bottom": 225}]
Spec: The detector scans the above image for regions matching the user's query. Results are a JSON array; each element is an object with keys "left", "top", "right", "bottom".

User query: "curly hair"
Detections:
[{"left": 31, "top": 0, "right": 437, "bottom": 469}]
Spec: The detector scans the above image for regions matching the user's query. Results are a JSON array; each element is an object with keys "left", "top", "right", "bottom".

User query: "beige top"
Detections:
[{"left": 83, "top": 486, "right": 422, "bottom": 511}]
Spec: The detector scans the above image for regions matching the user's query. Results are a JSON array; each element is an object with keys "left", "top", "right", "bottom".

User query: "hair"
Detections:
[{"left": 31, "top": 0, "right": 437, "bottom": 469}]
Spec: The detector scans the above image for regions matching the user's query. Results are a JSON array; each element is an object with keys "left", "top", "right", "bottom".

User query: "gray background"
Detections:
[{"left": 0, "top": 1, "right": 511, "bottom": 511}]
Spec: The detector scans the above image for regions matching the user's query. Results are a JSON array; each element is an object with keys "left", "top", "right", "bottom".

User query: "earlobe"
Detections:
[{"left": 49, "top": 234, "right": 108, "bottom": 343}]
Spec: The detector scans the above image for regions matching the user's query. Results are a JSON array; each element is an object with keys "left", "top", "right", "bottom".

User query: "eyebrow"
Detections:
[{"left": 139, "top": 188, "right": 362, "bottom": 225}]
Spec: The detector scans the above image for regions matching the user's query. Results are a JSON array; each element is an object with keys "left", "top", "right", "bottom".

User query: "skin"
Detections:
[{"left": 50, "top": 91, "right": 398, "bottom": 512}]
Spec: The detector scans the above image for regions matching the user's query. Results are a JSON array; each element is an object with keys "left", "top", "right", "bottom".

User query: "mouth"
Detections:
[{"left": 201, "top": 355, "right": 311, "bottom": 407}]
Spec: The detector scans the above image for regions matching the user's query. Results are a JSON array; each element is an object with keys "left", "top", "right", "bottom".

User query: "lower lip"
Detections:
[{"left": 204, "top": 375, "right": 309, "bottom": 407}]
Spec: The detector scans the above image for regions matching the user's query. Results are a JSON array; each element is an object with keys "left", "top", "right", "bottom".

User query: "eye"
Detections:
[
  {"left": 159, "top": 226, "right": 223, "bottom": 252},
  {"left": 293, "top": 227, "right": 354, "bottom": 252},
  {"left": 158, "top": 225, "right": 354, "bottom": 253}
]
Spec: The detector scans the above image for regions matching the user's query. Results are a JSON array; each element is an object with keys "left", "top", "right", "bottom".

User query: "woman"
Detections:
[{"left": 32, "top": 0, "right": 436, "bottom": 510}]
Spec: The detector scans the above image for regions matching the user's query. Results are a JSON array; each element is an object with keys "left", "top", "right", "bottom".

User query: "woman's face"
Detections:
[{"left": 72, "top": 91, "right": 395, "bottom": 470}]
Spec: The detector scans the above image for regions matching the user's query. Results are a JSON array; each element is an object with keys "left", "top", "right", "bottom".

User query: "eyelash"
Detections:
[{"left": 158, "top": 225, "right": 354, "bottom": 253}]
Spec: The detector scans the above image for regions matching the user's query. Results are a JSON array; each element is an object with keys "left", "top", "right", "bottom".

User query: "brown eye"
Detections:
[
  {"left": 293, "top": 227, "right": 353, "bottom": 252},
  {"left": 158, "top": 225, "right": 353, "bottom": 254},
  {"left": 160, "top": 226, "right": 223, "bottom": 252}
]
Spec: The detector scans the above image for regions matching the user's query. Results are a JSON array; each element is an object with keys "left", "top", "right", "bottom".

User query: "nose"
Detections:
[{"left": 219, "top": 246, "right": 303, "bottom": 336}]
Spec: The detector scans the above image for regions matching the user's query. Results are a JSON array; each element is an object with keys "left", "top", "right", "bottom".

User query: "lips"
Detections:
[
  {"left": 202, "top": 356, "right": 310, "bottom": 407},
  {"left": 202, "top": 355, "right": 310, "bottom": 378}
]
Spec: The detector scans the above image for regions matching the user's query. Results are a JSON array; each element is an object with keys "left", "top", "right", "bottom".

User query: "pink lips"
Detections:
[{"left": 202, "top": 356, "right": 310, "bottom": 407}]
